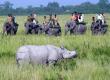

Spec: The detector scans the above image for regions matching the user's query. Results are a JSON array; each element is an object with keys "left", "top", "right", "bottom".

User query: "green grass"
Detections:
[{"left": 0, "top": 14, "right": 110, "bottom": 80}]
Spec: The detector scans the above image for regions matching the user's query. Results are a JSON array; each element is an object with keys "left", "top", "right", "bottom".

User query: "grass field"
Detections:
[{"left": 0, "top": 14, "right": 110, "bottom": 80}]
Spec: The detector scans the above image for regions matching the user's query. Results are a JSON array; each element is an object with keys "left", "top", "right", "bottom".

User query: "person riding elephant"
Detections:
[
  {"left": 96, "top": 13, "right": 106, "bottom": 25},
  {"left": 12, "top": 16, "right": 19, "bottom": 34},
  {"left": 25, "top": 16, "right": 37, "bottom": 34},
  {"left": 53, "top": 14, "right": 59, "bottom": 26},
  {"left": 25, "top": 16, "right": 34, "bottom": 34},
  {"left": 43, "top": 16, "right": 48, "bottom": 26},
  {"left": 48, "top": 14, "right": 54, "bottom": 27},
  {"left": 91, "top": 17, "right": 96, "bottom": 30},
  {"left": 30, "top": 13, "right": 38, "bottom": 25},
  {"left": 71, "top": 12, "right": 77, "bottom": 21}
]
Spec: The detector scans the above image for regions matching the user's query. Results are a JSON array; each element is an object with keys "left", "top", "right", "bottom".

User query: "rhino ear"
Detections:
[{"left": 60, "top": 45, "right": 65, "bottom": 50}]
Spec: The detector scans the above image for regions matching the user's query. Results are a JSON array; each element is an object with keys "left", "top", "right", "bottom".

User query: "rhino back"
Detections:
[
  {"left": 28, "top": 45, "right": 49, "bottom": 64},
  {"left": 46, "top": 45, "right": 63, "bottom": 61}
]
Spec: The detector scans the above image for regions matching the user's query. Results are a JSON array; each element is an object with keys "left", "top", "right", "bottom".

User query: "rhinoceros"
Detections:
[{"left": 16, "top": 45, "right": 77, "bottom": 66}]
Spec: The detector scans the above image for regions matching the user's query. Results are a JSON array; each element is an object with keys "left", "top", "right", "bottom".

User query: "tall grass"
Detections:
[{"left": 0, "top": 14, "right": 110, "bottom": 80}]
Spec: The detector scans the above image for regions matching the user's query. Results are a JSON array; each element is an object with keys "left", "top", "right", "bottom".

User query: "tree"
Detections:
[
  {"left": 0, "top": 0, "right": 110, "bottom": 15},
  {"left": 3, "top": 1, "right": 13, "bottom": 9},
  {"left": 98, "top": 0, "right": 109, "bottom": 5},
  {"left": 27, "top": 5, "right": 33, "bottom": 14},
  {"left": 46, "top": 2, "right": 60, "bottom": 14},
  {"left": 47, "top": 2, "right": 59, "bottom": 9},
  {"left": 98, "top": 0, "right": 109, "bottom": 7},
  {"left": 98, "top": 0, "right": 109, "bottom": 12}
]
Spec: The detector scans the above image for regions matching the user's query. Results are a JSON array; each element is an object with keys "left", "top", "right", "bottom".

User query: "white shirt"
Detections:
[
  {"left": 97, "top": 14, "right": 104, "bottom": 20},
  {"left": 33, "top": 14, "right": 37, "bottom": 18},
  {"left": 96, "top": 14, "right": 105, "bottom": 24},
  {"left": 33, "top": 20, "right": 37, "bottom": 24},
  {"left": 78, "top": 14, "right": 84, "bottom": 22}
]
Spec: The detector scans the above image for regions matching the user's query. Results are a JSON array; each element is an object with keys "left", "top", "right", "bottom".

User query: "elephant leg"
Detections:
[
  {"left": 70, "top": 29, "right": 74, "bottom": 35},
  {"left": 39, "top": 28, "right": 43, "bottom": 34},
  {"left": 36, "top": 28, "right": 39, "bottom": 34},
  {"left": 7, "top": 31, "right": 9, "bottom": 35},
  {"left": 11, "top": 28, "right": 15, "bottom": 35},
  {"left": 2, "top": 27, "right": 6, "bottom": 35},
  {"left": 6, "top": 28, "right": 11, "bottom": 35},
  {"left": 14, "top": 26, "right": 18, "bottom": 35},
  {"left": 58, "top": 31, "right": 61, "bottom": 36},
  {"left": 65, "top": 28, "right": 69, "bottom": 35},
  {"left": 31, "top": 29, "right": 35, "bottom": 34},
  {"left": 14, "top": 30, "right": 17, "bottom": 35},
  {"left": 13, "top": 29, "right": 17, "bottom": 35},
  {"left": 25, "top": 28, "right": 29, "bottom": 34}
]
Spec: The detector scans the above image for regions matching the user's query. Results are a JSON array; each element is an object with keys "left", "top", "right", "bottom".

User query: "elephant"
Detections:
[
  {"left": 16, "top": 45, "right": 77, "bottom": 66},
  {"left": 3, "top": 22, "right": 19, "bottom": 35},
  {"left": 24, "top": 22, "right": 43, "bottom": 34},
  {"left": 91, "top": 20, "right": 108, "bottom": 35},
  {"left": 65, "top": 20, "right": 86, "bottom": 35},
  {"left": 43, "top": 22, "right": 61, "bottom": 36}
]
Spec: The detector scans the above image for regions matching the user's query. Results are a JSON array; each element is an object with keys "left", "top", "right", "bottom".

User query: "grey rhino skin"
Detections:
[{"left": 16, "top": 45, "right": 77, "bottom": 66}]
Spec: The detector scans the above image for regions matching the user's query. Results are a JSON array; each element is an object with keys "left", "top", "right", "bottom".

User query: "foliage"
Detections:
[
  {"left": 0, "top": 0, "right": 110, "bottom": 15},
  {"left": 0, "top": 14, "right": 110, "bottom": 80}
]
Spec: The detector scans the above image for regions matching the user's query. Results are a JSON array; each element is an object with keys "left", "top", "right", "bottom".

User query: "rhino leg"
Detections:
[{"left": 48, "top": 60, "right": 57, "bottom": 66}]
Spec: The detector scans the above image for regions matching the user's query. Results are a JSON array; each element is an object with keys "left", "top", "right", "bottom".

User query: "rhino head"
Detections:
[{"left": 60, "top": 46, "right": 77, "bottom": 59}]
